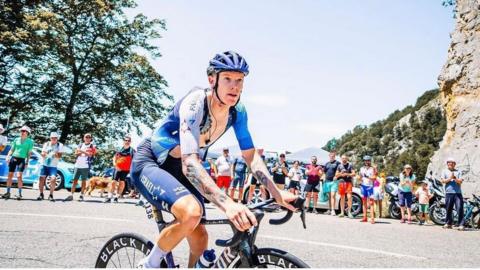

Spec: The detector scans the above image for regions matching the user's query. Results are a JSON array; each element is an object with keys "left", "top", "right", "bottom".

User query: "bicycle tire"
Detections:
[
  {"left": 95, "top": 232, "right": 157, "bottom": 268},
  {"left": 233, "top": 248, "right": 310, "bottom": 268},
  {"left": 472, "top": 211, "right": 480, "bottom": 229}
]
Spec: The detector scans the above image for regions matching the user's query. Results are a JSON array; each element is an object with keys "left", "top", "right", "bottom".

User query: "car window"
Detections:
[{"left": 1, "top": 145, "right": 11, "bottom": 156}]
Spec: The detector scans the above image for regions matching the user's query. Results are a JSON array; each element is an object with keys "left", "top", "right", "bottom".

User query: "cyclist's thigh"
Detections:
[{"left": 135, "top": 165, "right": 204, "bottom": 217}]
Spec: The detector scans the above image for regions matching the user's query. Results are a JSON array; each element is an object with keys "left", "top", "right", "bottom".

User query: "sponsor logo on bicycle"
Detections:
[
  {"left": 100, "top": 237, "right": 151, "bottom": 263},
  {"left": 257, "top": 255, "right": 292, "bottom": 268}
]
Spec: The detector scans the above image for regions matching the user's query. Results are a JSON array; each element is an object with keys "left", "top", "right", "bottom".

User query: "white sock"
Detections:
[
  {"left": 108, "top": 192, "right": 113, "bottom": 199},
  {"left": 146, "top": 244, "right": 168, "bottom": 267}
]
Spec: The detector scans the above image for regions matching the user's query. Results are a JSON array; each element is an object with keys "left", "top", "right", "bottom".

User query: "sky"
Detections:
[{"left": 124, "top": 0, "right": 454, "bottom": 153}]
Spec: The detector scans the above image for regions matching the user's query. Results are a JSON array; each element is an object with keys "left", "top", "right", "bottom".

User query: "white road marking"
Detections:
[
  {"left": 0, "top": 212, "right": 135, "bottom": 223},
  {"left": 259, "top": 235, "right": 427, "bottom": 260}
]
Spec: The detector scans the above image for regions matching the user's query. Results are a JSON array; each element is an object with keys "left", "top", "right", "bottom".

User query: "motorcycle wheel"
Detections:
[
  {"left": 429, "top": 204, "right": 446, "bottom": 225},
  {"left": 388, "top": 203, "right": 401, "bottom": 219}
]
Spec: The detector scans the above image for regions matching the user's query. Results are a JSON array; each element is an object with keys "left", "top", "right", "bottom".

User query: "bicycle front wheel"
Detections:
[
  {"left": 95, "top": 233, "right": 154, "bottom": 268},
  {"left": 235, "top": 248, "right": 310, "bottom": 268}
]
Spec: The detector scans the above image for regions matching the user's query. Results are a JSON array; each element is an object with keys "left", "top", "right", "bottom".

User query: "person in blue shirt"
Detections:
[
  {"left": 229, "top": 155, "right": 248, "bottom": 202},
  {"left": 440, "top": 157, "right": 465, "bottom": 230},
  {"left": 132, "top": 51, "right": 297, "bottom": 268}
]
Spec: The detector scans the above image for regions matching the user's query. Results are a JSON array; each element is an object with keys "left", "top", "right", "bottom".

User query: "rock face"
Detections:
[{"left": 429, "top": 0, "right": 480, "bottom": 195}]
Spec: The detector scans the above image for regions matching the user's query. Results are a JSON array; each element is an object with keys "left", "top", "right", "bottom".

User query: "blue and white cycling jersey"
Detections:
[{"left": 150, "top": 87, "right": 254, "bottom": 165}]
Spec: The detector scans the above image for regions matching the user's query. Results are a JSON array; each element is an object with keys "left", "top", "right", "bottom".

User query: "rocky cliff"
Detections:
[{"left": 429, "top": 0, "right": 480, "bottom": 195}]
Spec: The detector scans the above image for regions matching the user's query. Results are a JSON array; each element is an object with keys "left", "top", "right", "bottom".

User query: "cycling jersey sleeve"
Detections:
[
  {"left": 233, "top": 103, "right": 254, "bottom": 151},
  {"left": 178, "top": 90, "right": 205, "bottom": 156}
]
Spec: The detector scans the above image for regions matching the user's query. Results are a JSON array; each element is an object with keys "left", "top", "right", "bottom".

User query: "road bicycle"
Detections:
[{"left": 95, "top": 197, "right": 309, "bottom": 268}]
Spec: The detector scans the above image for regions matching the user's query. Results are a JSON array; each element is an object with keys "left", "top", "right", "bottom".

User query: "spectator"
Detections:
[
  {"left": 415, "top": 181, "right": 433, "bottom": 225},
  {"left": 247, "top": 148, "right": 267, "bottom": 204},
  {"left": 336, "top": 154, "right": 356, "bottom": 218},
  {"left": 359, "top": 155, "right": 376, "bottom": 223},
  {"left": 399, "top": 164, "right": 415, "bottom": 224},
  {"left": 37, "top": 132, "right": 64, "bottom": 202},
  {"left": 0, "top": 124, "right": 7, "bottom": 152},
  {"left": 271, "top": 153, "right": 289, "bottom": 190},
  {"left": 372, "top": 169, "right": 384, "bottom": 218},
  {"left": 229, "top": 155, "right": 248, "bottom": 202},
  {"left": 65, "top": 133, "right": 97, "bottom": 201},
  {"left": 323, "top": 152, "right": 341, "bottom": 216},
  {"left": 287, "top": 160, "right": 303, "bottom": 195},
  {"left": 205, "top": 157, "right": 217, "bottom": 182},
  {"left": 440, "top": 157, "right": 465, "bottom": 230},
  {"left": 105, "top": 135, "right": 135, "bottom": 203},
  {"left": 2, "top": 126, "right": 34, "bottom": 200},
  {"left": 304, "top": 156, "right": 323, "bottom": 214},
  {"left": 215, "top": 148, "right": 233, "bottom": 194}
]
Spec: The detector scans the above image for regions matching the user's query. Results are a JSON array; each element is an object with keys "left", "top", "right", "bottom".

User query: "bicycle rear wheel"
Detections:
[
  {"left": 234, "top": 248, "right": 309, "bottom": 268},
  {"left": 95, "top": 232, "right": 157, "bottom": 268}
]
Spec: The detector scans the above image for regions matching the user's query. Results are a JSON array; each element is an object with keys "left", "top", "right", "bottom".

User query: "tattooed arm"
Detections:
[
  {"left": 243, "top": 148, "right": 297, "bottom": 211},
  {"left": 182, "top": 154, "right": 257, "bottom": 230}
]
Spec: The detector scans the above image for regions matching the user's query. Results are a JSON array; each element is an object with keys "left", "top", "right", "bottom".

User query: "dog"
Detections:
[{"left": 86, "top": 176, "right": 112, "bottom": 197}]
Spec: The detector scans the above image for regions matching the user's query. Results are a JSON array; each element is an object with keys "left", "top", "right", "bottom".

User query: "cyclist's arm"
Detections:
[{"left": 243, "top": 149, "right": 281, "bottom": 197}]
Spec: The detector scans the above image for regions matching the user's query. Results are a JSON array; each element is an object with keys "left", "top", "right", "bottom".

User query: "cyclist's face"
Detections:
[{"left": 210, "top": 71, "right": 244, "bottom": 106}]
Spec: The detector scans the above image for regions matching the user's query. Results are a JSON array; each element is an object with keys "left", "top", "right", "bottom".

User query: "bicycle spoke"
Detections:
[
  {"left": 125, "top": 246, "right": 132, "bottom": 267},
  {"left": 116, "top": 248, "right": 122, "bottom": 268},
  {"left": 110, "top": 258, "right": 118, "bottom": 268},
  {"left": 133, "top": 247, "right": 137, "bottom": 266}
]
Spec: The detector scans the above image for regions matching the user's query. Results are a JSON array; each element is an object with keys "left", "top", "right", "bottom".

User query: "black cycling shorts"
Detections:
[
  {"left": 288, "top": 181, "right": 301, "bottom": 190},
  {"left": 8, "top": 157, "right": 26, "bottom": 173},
  {"left": 114, "top": 170, "right": 129, "bottom": 182}
]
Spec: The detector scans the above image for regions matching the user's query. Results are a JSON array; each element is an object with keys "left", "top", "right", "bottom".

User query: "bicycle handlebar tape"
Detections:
[{"left": 269, "top": 198, "right": 305, "bottom": 225}]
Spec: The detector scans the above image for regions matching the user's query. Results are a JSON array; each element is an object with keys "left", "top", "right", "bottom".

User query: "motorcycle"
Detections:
[{"left": 385, "top": 176, "right": 420, "bottom": 220}]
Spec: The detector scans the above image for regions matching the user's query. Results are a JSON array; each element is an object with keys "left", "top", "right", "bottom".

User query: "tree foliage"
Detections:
[
  {"left": 324, "top": 89, "right": 447, "bottom": 180},
  {"left": 0, "top": 0, "right": 172, "bottom": 145}
]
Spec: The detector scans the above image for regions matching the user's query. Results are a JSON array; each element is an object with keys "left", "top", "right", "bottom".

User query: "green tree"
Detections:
[{"left": 0, "top": 0, "right": 172, "bottom": 144}]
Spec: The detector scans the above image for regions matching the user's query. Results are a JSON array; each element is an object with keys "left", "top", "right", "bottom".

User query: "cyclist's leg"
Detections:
[{"left": 186, "top": 224, "right": 208, "bottom": 267}]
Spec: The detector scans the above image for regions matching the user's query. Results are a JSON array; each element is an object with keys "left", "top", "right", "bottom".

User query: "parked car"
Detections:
[{"left": 0, "top": 145, "right": 78, "bottom": 191}]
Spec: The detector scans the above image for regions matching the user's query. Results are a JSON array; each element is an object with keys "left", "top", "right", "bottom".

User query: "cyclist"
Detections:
[{"left": 132, "top": 51, "right": 297, "bottom": 268}]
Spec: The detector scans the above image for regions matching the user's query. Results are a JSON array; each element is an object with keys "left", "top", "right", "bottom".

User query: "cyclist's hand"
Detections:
[
  {"left": 225, "top": 202, "right": 258, "bottom": 231},
  {"left": 274, "top": 190, "right": 297, "bottom": 212}
]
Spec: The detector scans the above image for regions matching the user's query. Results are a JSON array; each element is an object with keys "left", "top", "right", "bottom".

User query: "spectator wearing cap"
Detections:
[
  {"left": 441, "top": 157, "right": 465, "bottom": 230},
  {"left": 65, "top": 133, "right": 97, "bottom": 201},
  {"left": 2, "top": 126, "right": 34, "bottom": 200},
  {"left": 215, "top": 148, "right": 233, "bottom": 194},
  {"left": 271, "top": 153, "right": 289, "bottom": 190},
  {"left": 0, "top": 124, "right": 7, "bottom": 152},
  {"left": 359, "top": 155, "right": 376, "bottom": 223},
  {"left": 105, "top": 135, "right": 135, "bottom": 203},
  {"left": 399, "top": 164, "right": 416, "bottom": 224},
  {"left": 37, "top": 132, "right": 64, "bottom": 201}
]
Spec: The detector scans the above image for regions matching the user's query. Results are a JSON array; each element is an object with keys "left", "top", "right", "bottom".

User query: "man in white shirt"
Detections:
[
  {"left": 37, "top": 132, "right": 64, "bottom": 201},
  {"left": 215, "top": 148, "right": 233, "bottom": 194},
  {"left": 65, "top": 133, "right": 96, "bottom": 201}
]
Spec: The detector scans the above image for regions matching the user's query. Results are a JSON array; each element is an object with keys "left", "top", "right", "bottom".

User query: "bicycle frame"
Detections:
[{"left": 142, "top": 197, "right": 304, "bottom": 268}]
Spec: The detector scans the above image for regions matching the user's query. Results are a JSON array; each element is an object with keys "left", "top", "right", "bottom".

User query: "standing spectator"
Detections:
[
  {"left": 399, "top": 164, "right": 415, "bottom": 224},
  {"left": 304, "top": 156, "right": 323, "bottom": 214},
  {"left": 105, "top": 135, "right": 135, "bottom": 203},
  {"left": 336, "top": 155, "right": 356, "bottom": 218},
  {"left": 37, "top": 132, "right": 64, "bottom": 202},
  {"left": 247, "top": 148, "right": 267, "bottom": 203},
  {"left": 375, "top": 172, "right": 387, "bottom": 218},
  {"left": 65, "top": 133, "right": 96, "bottom": 201},
  {"left": 359, "top": 155, "right": 376, "bottom": 223},
  {"left": 441, "top": 157, "right": 465, "bottom": 230},
  {"left": 287, "top": 160, "right": 303, "bottom": 195},
  {"left": 0, "top": 124, "right": 7, "bottom": 152},
  {"left": 323, "top": 152, "right": 341, "bottom": 216},
  {"left": 271, "top": 153, "right": 289, "bottom": 190},
  {"left": 415, "top": 181, "right": 433, "bottom": 225},
  {"left": 215, "top": 148, "right": 233, "bottom": 194},
  {"left": 2, "top": 126, "right": 34, "bottom": 200},
  {"left": 207, "top": 158, "right": 217, "bottom": 181},
  {"left": 229, "top": 155, "right": 248, "bottom": 202}
]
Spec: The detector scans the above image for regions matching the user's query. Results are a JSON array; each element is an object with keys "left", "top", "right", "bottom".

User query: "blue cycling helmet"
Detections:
[
  {"left": 363, "top": 155, "right": 372, "bottom": 161},
  {"left": 207, "top": 51, "right": 249, "bottom": 76}
]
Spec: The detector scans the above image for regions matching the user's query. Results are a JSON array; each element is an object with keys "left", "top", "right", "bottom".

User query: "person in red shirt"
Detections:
[
  {"left": 105, "top": 135, "right": 135, "bottom": 203},
  {"left": 304, "top": 156, "right": 323, "bottom": 214}
]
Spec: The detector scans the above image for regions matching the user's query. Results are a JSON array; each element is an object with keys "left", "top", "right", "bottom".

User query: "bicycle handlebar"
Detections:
[{"left": 215, "top": 197, "right": 306, "bottom": 247}]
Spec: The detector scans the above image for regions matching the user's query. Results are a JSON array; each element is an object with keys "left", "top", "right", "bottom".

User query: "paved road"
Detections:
[{"left": 0, "top": 188, "right": 479, "bottom": 268}]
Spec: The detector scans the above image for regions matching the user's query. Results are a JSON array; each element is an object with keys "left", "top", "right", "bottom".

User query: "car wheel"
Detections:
[
  {"left": 350, "top": 194, "right": 362, "bottom": 217},
  {"left": 242, "top": 185, "right": 270, "bottom": 204},
  {"left": 45, "top": 173, "right": 65, "bottom": 191}
]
